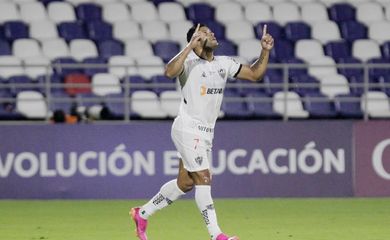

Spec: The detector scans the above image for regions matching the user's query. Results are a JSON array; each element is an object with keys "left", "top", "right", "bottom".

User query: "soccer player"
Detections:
[{"left": 131, "top": 23, "right": 274, "bottom": 240}]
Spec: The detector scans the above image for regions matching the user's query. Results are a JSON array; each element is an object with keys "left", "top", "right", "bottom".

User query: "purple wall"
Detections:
[
  {"left": 0, "top": 121, "right": 354, "bottom": 199},
  {"left": 354, "top": 121, "right": 390, "bottom": 197}
]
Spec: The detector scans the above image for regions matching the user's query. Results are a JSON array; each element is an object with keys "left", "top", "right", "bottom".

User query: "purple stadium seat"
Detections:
[
  {"left": 0, "top": 89, "right": 24, "bottom": 120},
  {"left": 8, "top": 75, "right": 36, "bottom": 95},
  {"left": 86, "top": 21, "right": 113, "bottom": 42},
  {"left": 284, "top": 22, "right": 311, "bottom": 42},
  {"left": 325, "top": 40, "right": 351, "bottom": 61},
  {"left": 150, "top": 74, "right": 176, "bottom": 94},
  {"left": 378, "top": 75, "right": 390, "bottom": 95},
  {"left": 271, "top": 39, "right": 294, "bottom": 61},
  {"left": 337, "top": 57, "right": 363, "bottom": 78},
  {"left": 0, "top": 25, "right": 5, "bottom": 39},
  {"left": 82, "top": 57, "right": 107, "bottom": 76},
  {"left": 39, "top": 0, "right": 63, "bottom": 6},
  {"left": 50, "top": 90, "right": 77, "bottom": 114},
  {"left": 76, "top": 3, "right": 102, "bottom": 22},
  {"left": 348, "top": 74, "right": 378, "bottom": 95},
  {"left": 153, "top": 40, "right": 180, "bottom": 63},
  {"left": 334, "top": 94, "right": 363, "bottom": 118},
  {"left": 58, "top": 21, "right": 87, "bottom": 41},
  {"left": 280, "top": 58, "right": 307, "bottom": 77},
  {"left": 151, "top": 0, "right": 175, "bottom": 5},
  {"left": 329, "top": 3, "right": 356, "bottom": 22},
  {"left": 0, "top": 40, "right": 11, "bottom": 55},
  {"left": 339, "top": 21, "right": 367, "bottom": 41},
  {"left": 303, "top": 92, "right": 338, "bottom": 118},
  {"left": 203, "top": 20, "right": 225, "bottom": 40},
  {"left": 264, "top": 74, "right": 286, "bottom": 94},
  {"left": 98, "top": 40, "right": 124, "bottom": 59},
  {"left": 52, "top": 57, "right": 82, "bottom": 76},
  {"left": 221, "top": 89, "right": 252, "bottom": 118},
  {"left": 290, "top": 75, "right": 320, "bottom": 95},
  {"left": 246, "top": 91, "right": 279, "bottom": 118},
  {"left": 126, "top": 75, "right": 151, "bottom": 93},
  {"left": 255, "top": 21, "right": 283, "bottom": 40},
  {"left": 3, "top": 21, "right": 29, "bottom": 41},
  {"left": 214, "top": 39, "right": 237, "bottom": 56},
  {"left": 233, "top": 78, "right": 265, "bottom": 95},
  {"left": 103, "top": 93, "right": 139, "bottom": 120},
  {"left": 367, "top": 58, "right": 390, "bottom": 81},
  {"left": 186, "top": 3, "right": 215, "bottom": 23},
  {"left": 381, "top": 41, "right": 390, "bottom": 60}
]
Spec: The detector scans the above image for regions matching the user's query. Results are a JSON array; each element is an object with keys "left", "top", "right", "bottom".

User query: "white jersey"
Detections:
[{"left": 173, "top": 51, "right": 242, "bottom": 140}]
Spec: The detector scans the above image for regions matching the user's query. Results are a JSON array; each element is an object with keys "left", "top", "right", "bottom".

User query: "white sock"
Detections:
[
  {"left": 195, "top": 185, "right": 222, "bottom": 240},
  {"left": 139, "top": 179, "right": 185, "bottom": 219}
]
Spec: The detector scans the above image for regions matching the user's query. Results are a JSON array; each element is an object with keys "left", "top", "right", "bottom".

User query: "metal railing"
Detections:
[{"left": 0, "top": 62, "right": 389, "bottom": 123}]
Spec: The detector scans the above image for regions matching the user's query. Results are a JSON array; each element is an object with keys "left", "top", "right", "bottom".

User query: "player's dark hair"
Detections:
[{"left": 186, "top": 23, "right": 206, "bottom": 43}]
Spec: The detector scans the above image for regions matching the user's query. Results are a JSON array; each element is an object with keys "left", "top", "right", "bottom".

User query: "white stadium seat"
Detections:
[
  {"left": 92, "top": 73, "right": 122, "bottom": 96},
  {"left": 356, "top": 2, "right": 385, "bottom": 25},
  {"left": 130, "top": 2, "right": 158, "bottom": 22},
  {"left": 0, "top": 56, "right": 25, "bottom": 78},
  {"left": 361, "top": 91, "right": 390, "bottom": 118},
  {"left": 16, "top": 91, "right": 48, "bottom": 119},
  {"left": 125, "top": 39, "right": 154, "bottom": 58},
  {"left": 69, "top": 39, "right": 98, "bottom": 61},
  {"left": 301, "top": 2, "right": 329, "bottom": 25},
  {"left": 225, "top": 20, "right": 255, "bottom": 44},
  {"left": 30, "top": 20, "right": 59, "bottom": 41},
  {"left": 113, "top": 21, "right": 141, "bottom": 41},
  {"left": 244, "top": 2, "right": 273, "bottom": 24},
  {"left": 318, "top": 74, "right": 351, "bottom": 99},
  {"left": 141, "top": 21, "right": 169, "bottom": 43},
  {"left": 311, "top": 21, "right": 341, "bottom": 44},
  {"left": 20, "top": 2, "right": 48, "bottom": 22},
  {"left": 308, "top": 56, "right": 338, "bottom": 79},
  {"left": 273, "top": 2, "right": 301, "bottom": 26},
  {"left": 158, "top": 2, "right": 186, "bottom": 23},
  {"left": 102, "top": 2, "right": 131, "bottom": 23},
  {"left": 273, "top": 91, "right": 309, "bottom": 118},
  {"left": 41, "top": 39, "right": 70, "bottom": 60},
  {"left": 24, "top": 56, "right": 52, "bottom": 79},
  {"left": 352, "top": 40, "right": 382, "bottom": 62},
  {"left": 215, "top": 2, "right": 244, "bottom": 24},
  {"left": 368, "top": 21, "right": 390, "bottom": 44},
  {"left": 160, "top": 90, "right": 181, "bottom": 117},
  {"left": 0, "top": 2, "right": 20, "bottom": 23},
  {"left": 131, "top": 90, "right": 168, "bottom": 118},
  {"left": 135, "top": 56, "right": 165, "bottom": 79},
  {"left": 108, "top": 56, "right": 138, "bottom": 78},
  {"left": 13, "top": 39, "right": 42, "bottom": 60},
  {"left": 47, "top": 1, "right": 77, "bottom": 24},
  {"left": 295, "top": 39, "right": 325, "bottom": 61}
]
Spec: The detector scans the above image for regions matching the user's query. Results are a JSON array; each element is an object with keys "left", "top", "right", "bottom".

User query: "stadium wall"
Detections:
[{"left": 0, "top": 121, "right": 389, "bottom": 199}]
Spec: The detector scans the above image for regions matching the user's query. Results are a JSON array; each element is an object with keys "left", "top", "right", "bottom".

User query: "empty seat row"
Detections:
[{"left": 3, "top": 88, "right": 390, "bottom": 120}]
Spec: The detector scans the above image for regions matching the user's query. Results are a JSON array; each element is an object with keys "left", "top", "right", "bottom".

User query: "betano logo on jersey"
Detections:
[{"left": 200, "top": 85, "right": 223, "bottom": 96}]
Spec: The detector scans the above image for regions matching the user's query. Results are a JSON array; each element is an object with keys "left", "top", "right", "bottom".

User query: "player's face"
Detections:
[{"left": 198, "top": 26, "right": 218, "bottom": 49}]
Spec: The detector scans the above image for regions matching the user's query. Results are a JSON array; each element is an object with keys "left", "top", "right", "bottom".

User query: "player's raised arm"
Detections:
[
  {"left": 236, "top": 24, "right": 274, "bottom": 82},
  {"left": 165, "top": 24, "right": 202, "bottom": 79}
]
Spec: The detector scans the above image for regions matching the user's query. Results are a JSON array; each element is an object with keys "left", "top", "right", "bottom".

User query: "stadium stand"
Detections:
[{"left": 0, "top": 0, "right": 389, "bottom": 121}]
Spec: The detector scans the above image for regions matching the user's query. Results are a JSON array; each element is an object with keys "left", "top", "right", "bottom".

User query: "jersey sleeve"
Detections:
[{"left": 224, "top": 56, "right": 242, "bottom": 78}]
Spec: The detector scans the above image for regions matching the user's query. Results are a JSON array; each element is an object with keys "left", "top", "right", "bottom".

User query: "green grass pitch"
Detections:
[{"left": 0, "top": 198, "right": 389, "bottom": 240}]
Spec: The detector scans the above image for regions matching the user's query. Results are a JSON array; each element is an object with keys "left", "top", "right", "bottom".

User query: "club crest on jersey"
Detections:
[
  {"left": 200, "top": 85, "right": 223, "bottom": 96},
  {"left": 195, "top": 156, "right": 203, "bottom": 166},
  {"left": 218, "top": 69, "right": 226, "bottom": 78}
]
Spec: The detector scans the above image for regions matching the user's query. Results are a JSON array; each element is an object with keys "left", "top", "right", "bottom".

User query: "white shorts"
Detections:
[{"left": 171, "top": 119, "right": 213, "bottom": 172}]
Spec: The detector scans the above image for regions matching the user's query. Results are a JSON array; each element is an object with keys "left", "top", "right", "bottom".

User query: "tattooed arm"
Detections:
[{"left": 236, "top": 25, "right": 274, "bottom": 82}]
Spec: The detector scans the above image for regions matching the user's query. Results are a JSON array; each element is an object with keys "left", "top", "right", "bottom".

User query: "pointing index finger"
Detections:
[
  {"left": 262, "top": 24, "right": 267, "bottom": 38},
  {"left": 195, "top": 23, "right": 200, "bottom": 33}
]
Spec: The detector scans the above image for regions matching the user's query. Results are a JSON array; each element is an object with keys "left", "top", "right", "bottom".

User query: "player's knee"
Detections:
[
  {"left": 177, "top": 176, "right": 194, "bottom": 192},
  {"left": 192, "top": 170, "right": 211, "bottom": 185}
]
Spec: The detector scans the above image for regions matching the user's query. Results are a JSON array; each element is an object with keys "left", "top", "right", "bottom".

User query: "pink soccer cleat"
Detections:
[
  {"left": 215, "top": 233, "right": 240, "bottom": 240},
  {"left": 130, "top": 207, "right": 148, "bottom": 240}
]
